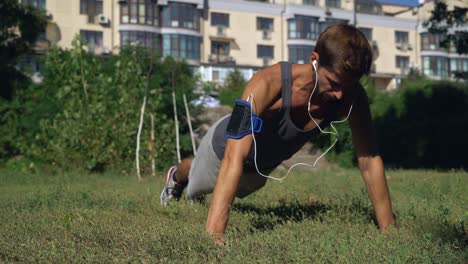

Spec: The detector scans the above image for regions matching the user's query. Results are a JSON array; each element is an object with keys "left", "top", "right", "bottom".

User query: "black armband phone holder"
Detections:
[{"left": 225, "top": 99, "right": 263, "bottom": 139}]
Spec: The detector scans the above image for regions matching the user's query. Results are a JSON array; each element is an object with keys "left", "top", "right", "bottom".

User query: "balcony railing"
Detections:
[
  {"left": 208, "top": 54, "right": 235, "bottom": 65},
  {"left": 396, "top": 42, "right": 413, "bottom": 51},
  {"left": 32, "top": 39, "right": 50, "bottom": 53},
  {"left": 262, "top": 30, "right": 272, "bottom": 40}
]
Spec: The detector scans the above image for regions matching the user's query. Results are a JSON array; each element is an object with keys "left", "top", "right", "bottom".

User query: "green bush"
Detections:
[
  {"left": 374, "top": 79, "right": 468, "bottom": 169},
  {"left": 315, "top": 78, "right": 468, "bottom": 169},
  {"left": 1, "top": 37, "right": 200, "bottom": 172},
  {"left": 218, "top": 69, "right": 246, "bottom": 106}
]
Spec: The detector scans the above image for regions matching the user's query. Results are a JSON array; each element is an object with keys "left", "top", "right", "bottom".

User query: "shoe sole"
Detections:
[{"left": 160, "top": 166, "right": 177, "bottom": 205}]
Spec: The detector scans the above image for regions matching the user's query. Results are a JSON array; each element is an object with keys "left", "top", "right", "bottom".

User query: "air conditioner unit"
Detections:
[
  {"left": 262, "top": 30, "right": 271, "bottom": 40},
  {"left": 401, "top": 43, "right": 408, "bottom": 51},
  {"left": 217, "top": 25, "right": 226, "bottom": 36},
  {"left": 407, "top": 43, "right": 413, "bottom": 50},
  {"left": 98, "top": 14, "right": 110, "bottom": 25},
  {"left": 318, "top": 16, "right": 326, "bottom": 22},
  {"left": 102, "top": 47, "right": 112, "bottom": 55},
  {"left": 263, "top": 57, "right": 272, "bottom": 67},
  {"left": 46, "top": 10, "right": 53, "bottom": 20},
  {"left": 297, "top": 60, "right": 305, "bottom": 64},
  {"left": 396, "top": 43, "right": 402, "bottom": 50}
]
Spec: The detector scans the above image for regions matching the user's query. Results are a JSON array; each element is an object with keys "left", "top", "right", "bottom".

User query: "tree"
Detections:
[
  {"left": 424, "top": 1, "right": 467, "bottom": 55},
  {"left": 0, "top": 0, "right": 47, "bottom": 99},
  {"left": 218, "top": 69, "right": 247, "bottom": 106}
]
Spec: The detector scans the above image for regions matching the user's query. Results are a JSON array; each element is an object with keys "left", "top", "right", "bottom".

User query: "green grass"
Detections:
[{"left": 0, "top": 167, "right": 466, "bottom": 263}]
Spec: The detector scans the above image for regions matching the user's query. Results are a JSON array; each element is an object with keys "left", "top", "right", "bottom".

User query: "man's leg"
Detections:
[
  {"left": 174, "top": 157, "right": 192, "bottom": 183},
  {"left": 160, "top": 158, "right": 193, "bottom": 205}
]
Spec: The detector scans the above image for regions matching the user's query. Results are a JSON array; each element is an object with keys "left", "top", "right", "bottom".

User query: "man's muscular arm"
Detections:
[
  {"left": 205, "top": 64, "right": 282, "bottom": 241},
  {"left": 348, "top": 87, "right": 396, "bottom": 231}
]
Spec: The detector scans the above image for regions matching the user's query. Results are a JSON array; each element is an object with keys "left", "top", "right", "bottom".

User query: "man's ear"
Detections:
[{"left": 309, "top": 52, "right": 319, "bottom": 65}]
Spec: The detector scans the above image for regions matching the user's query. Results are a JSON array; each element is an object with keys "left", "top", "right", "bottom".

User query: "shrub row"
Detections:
[
  {"left": 0, "top": 38, "right": 199, "bottom": 173},
  {"left": 317, "top": 78, "right": 468, "bottom": 169}
]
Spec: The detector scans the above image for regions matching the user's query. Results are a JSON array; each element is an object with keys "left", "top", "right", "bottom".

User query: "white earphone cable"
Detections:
[{"left": 246, "top": 62, "right": 353, "bottom": 181}]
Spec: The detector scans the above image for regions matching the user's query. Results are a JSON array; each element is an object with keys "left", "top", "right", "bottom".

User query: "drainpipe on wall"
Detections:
[
  {"left": 415, "top": 5, "right": 420, "bottom": 73},
  {"left": 353, "top": 0, "right": 357, "bottom": 26},
  {"left": 111, "top": 0, "right": 114, "bottom": 51},
  {"left": 280, "top": 0, "right": 286, "bottom": 61}
]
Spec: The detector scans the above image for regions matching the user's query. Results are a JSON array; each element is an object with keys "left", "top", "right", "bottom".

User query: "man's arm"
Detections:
[
  {"left": 205, "top": 64, "right": 282, "bottom": 241},
  {"left": 348, "top": 87, "right": 396, "bottom": 231}
]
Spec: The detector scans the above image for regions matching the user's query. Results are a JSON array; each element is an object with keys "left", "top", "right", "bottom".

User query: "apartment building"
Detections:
[{"left": 24, "top": 0, "right": 467, "bottom": 90}]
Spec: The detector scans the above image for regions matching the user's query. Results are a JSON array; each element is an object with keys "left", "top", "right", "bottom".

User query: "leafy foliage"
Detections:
[
  {"left": 373, "top": 79, "right": 468, "bottom": 169},
  {"left": 218, "top": 69, "right": 247, "bottom": 106},
  {"left": 1, "top": 37, "right": 200, "bottom": 173},
  {"left": 424, "top": 1, "right": 468, "bottom": 55},
  {"left": 316, "top": 78, "right": 468, "bottom": 169},
  {"left": 0, "top": 0, "right": 47, "bottom": 99}
]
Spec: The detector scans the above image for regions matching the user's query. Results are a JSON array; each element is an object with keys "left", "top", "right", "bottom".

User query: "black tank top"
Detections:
[{"left": 212, "top": 61, "right": 332, "bottom": 171}]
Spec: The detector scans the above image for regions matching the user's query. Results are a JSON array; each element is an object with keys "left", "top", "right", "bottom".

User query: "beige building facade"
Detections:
[{"left": 24, "top": 0, "right": 468, "bottom": 90}]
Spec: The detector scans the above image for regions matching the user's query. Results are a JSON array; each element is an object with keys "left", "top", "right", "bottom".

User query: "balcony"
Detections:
[
  {"left": 400, "top": 67, "right": 410, "bottom": 76},
  {"left": 262, "top": 57, "right": 272, "bottom": 67},
  {"left": 32, "top": 39, "right": 50, "bottom": 54},
  {"left": 216, "top": 25, "right": 227, "bottom": 37},
  {"left": 262, "top": 30, "right": 272, "bottom": 40},
  {"left": 208, "top": 54, "right": 236, "bottom": 65},
  {"left": 396, "top": 42, "right": 413, "bottom": 51}
]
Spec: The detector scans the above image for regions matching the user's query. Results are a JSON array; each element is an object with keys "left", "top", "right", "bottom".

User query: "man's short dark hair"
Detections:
[{"left": 314, "top": 24, "right": 373, "bottom": 79}]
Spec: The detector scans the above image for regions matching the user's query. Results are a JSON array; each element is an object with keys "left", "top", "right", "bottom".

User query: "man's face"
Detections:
[{"left": 315, "top": 66, "right": 357, "bottom": 105}]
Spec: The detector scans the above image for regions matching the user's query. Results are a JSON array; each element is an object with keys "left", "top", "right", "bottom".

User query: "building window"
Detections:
[
  {"left": 358, "top": 27, "right": 372, "bottom": 41},
  {"left": 289, "top": 45, "right": 314, "bottom": 64},
  {"left": 121, "top": 0, "right": 159, "bottom": 26},
  {"left": 326, "top": 0, "right": 341, "bottom": 8},
  {"left": 120, "top": 31, "right": 159, "bottom": 51},
  {"left": 288, "top": 15, "right": 319, "bottom": 40},
  {"left": 257, "top": 17, "right": 273, "bottom": 31},
  {"left": 395, "top": 31, "right": 409, "bottom": 45},
  {"left": 356, "top": 1, "right": 383, "bottom": 15},
  {"left": 395, "top": 56, "right": 409, "bottom": 69},
  {"left": 211, "top": 12, "right": 229, "bottom": 27},
  {"left": 319, "top": 18, "right": 347, "bottom": 32},
  {"left": 303, "top": 0, "right": 317, "bottom": 5},
  {"left": 422, "top": 56, "right": 448, "bottom": 77},
  {"left": 80, "top": 30, "right": 103, "bottom": 51},
  {"left": 212, "top": 70, "right": 220, "bottom": 81},
  {"left": 162, "top": 34, "right": 200, "bottom": 60},
  {"left": 38, "top": 32, "right": 46, "bottom": 41},
  {"left": 257, "top": 45, "right": 274, "bottom": 58},
  {"left": 450, "top": 58, "right": 468, "bottom": 77},
  {"left": 211, "top": 41, "right": 230, "bottom": 56},
  {"left": 22, "top": 0, "right": 46, "bottom": 10},
  {"left": 18, "top": 56, "right": 44, "bottom": 74},
  {"left": 80, "top": 0, "right": 103, "bottom": 16},
  {"left": 421, "top": 33, "right": 446, "bottom": 51},
  {"left": 161, "top": 2, "right": 200, "bottom": 30}
]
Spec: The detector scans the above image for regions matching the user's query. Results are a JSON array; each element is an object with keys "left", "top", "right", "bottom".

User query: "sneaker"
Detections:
[{"left": 160, "top": 166, "right": 184, "bottom": 205}]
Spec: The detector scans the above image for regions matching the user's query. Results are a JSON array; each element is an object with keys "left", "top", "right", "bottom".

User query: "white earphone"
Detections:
[{"left": 246, "top": 60, "right": 354, "bottom": 181}]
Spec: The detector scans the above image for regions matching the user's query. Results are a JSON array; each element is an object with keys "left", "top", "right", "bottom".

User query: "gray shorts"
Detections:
[{"left": 186, "top": 116, "right": 271, "bottom": 199}]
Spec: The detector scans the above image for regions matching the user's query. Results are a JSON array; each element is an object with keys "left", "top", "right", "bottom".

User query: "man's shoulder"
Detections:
[{"left": 249, "top": 63, "right": 283, "bottom": 89}]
